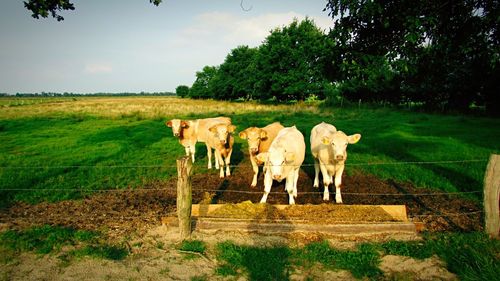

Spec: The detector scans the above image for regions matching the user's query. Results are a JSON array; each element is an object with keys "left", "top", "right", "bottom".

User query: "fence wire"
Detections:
[
  {"left": 0, "top": 158, "right": 488, "bottom": 223},
  {"left": 0, "top": 158, "right": 488, "bottom": 169}
]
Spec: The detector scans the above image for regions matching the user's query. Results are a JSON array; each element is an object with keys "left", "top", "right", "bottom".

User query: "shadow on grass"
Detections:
[{"left": 216, "top": 241, "right": 292, "bottom": 281}]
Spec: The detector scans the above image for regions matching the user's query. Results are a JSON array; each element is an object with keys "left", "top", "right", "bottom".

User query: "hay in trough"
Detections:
[{"left": 204, "top": 201, "right": 401, "bottom": 224}]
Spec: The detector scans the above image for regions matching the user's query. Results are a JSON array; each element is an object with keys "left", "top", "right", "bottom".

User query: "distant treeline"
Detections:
[
  {"left": 177, "top": 0, "right": 498, "bottom": 114},
  {"left": 0, "top": 92, "right": 175, "bottom": 97}
]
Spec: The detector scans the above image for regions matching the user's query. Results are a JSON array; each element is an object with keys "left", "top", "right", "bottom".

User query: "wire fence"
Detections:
[
  {"left": 0, "top": 158, "right": 488, "bottom": 169},
  {"left": 0, "top": 158, "right": 489, "bottom": 225}
]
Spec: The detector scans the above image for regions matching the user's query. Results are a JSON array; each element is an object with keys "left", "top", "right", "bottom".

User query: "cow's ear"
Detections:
[
  {"left": 166, "top": 120, "right": 173, "bottom": 127},
  {"left": 239, "top": 129, "right": 248, "bottom": 139},
  {"left": 321, "top": 136, "right": 331, "bottom": 145},
  {"left": 209, "top": 125, "right": 218, "bottom": 133},
  {"left": 260, "top": 130, "right": 268, "bottom": 140},
  {"left": 348, "top": 134, "right": 361, "bottom": 144},
  {"left": 228, "top": 125, "right": 236, "bottom": 133},
  {"left": 255, "top": 152, "right": 268, "bottom": 164},
  {"left": 181, "top": 121, "right": 189, "bottom": 128},
  {"left": 285, "top": 152, "right": 295, "bottom": 163}
]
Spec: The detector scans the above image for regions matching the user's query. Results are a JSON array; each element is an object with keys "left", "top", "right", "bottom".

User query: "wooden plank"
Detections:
[
  {"left": 193, "top": 218, "right": 417, "bottom": 235},
  {"left": 191, "top": 204, "right": 409, "bottom": 222},
  {"left": 484, "top": 154, "right": 500, "bottom": 238}
]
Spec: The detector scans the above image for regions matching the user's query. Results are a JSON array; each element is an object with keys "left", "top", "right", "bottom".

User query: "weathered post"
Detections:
[
  {"left": 484, "top": 154, "right": 500, "bottom": 239},
  {"left": 177, "top": 156, "right": 193, "bottom": 239}
]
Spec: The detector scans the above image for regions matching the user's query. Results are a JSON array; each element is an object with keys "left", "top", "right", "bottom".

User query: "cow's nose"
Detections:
[
  {"left": 220, "top": 140, "right": 226, "bottom": 144},
  {"left": 174, "top": 133, "right": 180, "bottom": 137},
  {"left": 273, "top": 174, "right": 281, "bottom": 180},
  {"left": 336, "top": 155, "right": 344, "bottom": 161}
]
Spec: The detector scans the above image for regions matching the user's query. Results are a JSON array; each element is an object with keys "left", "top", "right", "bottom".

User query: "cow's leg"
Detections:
[
  {"left": 313, "top": 157, "right": 320, "bottom": 188},
  {"left": 334, "top": 165, "right": 345, "bottom": 204},
  {"left": 293, "top": 167, "right": 299, "bottom": 198},
  {"left": 319, "top": 163, "right": 331, "bottom": 201},
  {"left": 260, "top": 169, "right": 272, "bottom": 203},
  {"left": 189, "top": 143, "right": 196, "bottom": 163},
  {"left": 206, "top": 144, "right": 212, "bottom": 169},
  {"left": 215, "top": 150, "right": 220, "bottom": 169},
  {"left": 250, "top": 155, "right": 259, "bottom": 187},
  {"left": 215, "top": 150, "right": 224, "bottom": 178},
  {"left": 225, "top": 148, "right": 232, "bottom": 177},
  {"left": 285, "top": 173, "right": 295, "bottom": 205}
]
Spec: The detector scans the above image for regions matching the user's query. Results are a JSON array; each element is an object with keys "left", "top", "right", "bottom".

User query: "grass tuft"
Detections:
[
  {"left": 299, "top": 240, "right": 382, "bottom": 279},
  {"left": 0, "top": 225, "right": 128, "bottom": 261},
  {"left": 179, "top": 239, "right": 206, "bottom": 254},
  {"left": 216, "top": 241, "right": 291, "bottom": 281},
  {"left": 380, "top": 233, "right": 500, "bottom": 280}
]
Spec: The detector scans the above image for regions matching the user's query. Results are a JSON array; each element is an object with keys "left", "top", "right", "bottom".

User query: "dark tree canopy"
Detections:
[{"left": 23, "top": 0, "right": 162, "bottom": 21}]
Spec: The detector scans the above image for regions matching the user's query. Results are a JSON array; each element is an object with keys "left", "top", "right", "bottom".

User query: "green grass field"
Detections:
[{"left": 1, "top": 96, "right": 499, "bottom": 205}]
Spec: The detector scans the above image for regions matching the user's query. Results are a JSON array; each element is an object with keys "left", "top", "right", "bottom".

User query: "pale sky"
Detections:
[{"left": 0, "top": 0, "right": 333, "bottom": 94}]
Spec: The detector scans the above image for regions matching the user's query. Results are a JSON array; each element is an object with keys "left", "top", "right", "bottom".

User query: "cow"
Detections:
[
  {"left": 206, "top": 122, "right": 236, "bottom": 178},
  {"left": 310, "top": 122, "right": 361, "bottom": 203},
  {"left": 255, "top": 126, "right": 305, "bottom": 204},
  {"left": 239, "top": 122, "right": 285, "bottom": 187},
  {"left": 166, "top": 117, "right": 231, "bottom": 167}
]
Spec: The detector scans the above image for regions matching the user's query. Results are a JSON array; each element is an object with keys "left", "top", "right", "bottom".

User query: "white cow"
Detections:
[
  {"left": 310, "top": 122, "right": 361, "bottom": 203},
  {"left": 256, "top": 126, "right": 305, "bottom": 204}
]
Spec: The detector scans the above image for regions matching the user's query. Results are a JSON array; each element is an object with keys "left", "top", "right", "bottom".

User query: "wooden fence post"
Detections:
[
  {"left": 177, "top": 156, "right": 193, "bottom": 240},
  {"left": 484, "top": 154, "right": 500, "bottom": 239}
]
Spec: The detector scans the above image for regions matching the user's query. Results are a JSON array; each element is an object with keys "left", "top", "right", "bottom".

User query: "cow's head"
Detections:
[
  {"left": 239, "top": 127, "right": 268, "bottom": 155},
  {"left": 209, "top": 124, "right": 236, "bottom": 144},
  {"left": 321, "top": 131, "right": 361, "bottom": 161},
  {"left": 256, "top": 148, "right": 295, "bottom": 181},
  {"left": 166, "top": 119, "right": 188, "bottom": 137}
]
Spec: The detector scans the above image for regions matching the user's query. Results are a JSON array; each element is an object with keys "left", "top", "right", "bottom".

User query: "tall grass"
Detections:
[{"left": 1, "top": 96, "right": 499, "bottom": 205}]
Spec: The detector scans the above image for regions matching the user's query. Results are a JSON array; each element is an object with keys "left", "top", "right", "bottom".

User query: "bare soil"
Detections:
[{"left": 0, "top": 164, "right": 482, "bottom": 240}]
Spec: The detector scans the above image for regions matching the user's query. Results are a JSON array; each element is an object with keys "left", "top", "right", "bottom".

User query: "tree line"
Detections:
[
  {"left": 3, "top": 92, "right": 175, "bottom": 97},
  {"left": 177, "top": 0, "right": 498, "bottom": 114}
]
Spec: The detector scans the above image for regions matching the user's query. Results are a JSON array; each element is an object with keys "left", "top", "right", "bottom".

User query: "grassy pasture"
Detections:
[{"left": 0, "top": 96, "right": 499, "bottom": 205}]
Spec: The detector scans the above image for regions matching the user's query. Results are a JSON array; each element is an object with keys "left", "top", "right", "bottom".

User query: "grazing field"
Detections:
[
  {"left": 1, "top": 96, "right": 500, "bottom": 280},
  {"left": 1, "top": 96, "right": 498, "bottom": 205}
]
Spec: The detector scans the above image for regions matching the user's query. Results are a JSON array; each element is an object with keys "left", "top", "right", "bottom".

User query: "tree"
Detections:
[
  {"left": 254, "top": 18, "right": 333, "bottom": 101},
  {"left": 175, "top": 85, "right": 189, "bottom": 98},
  {"left": 211, "top": 46, "right": 258, "bottom": 100},
  {"left": 189, "top": 66, "right": 218, "bottom": 99},
  {"left": 325, "top": 0, "right": 499, "bottom": 112},
  {"left": 23, "top": 0, "right": 162, "bottom": 21}
]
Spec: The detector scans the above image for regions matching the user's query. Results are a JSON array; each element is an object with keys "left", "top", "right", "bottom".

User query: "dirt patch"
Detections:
[
  {"left": 0, "top": 163, "right": 482, "bottom": 240},
  {"left": 380, "top": 255, "right": 458, "bottom": 281}
]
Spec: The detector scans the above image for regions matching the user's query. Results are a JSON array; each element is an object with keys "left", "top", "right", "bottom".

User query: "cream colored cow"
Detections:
[
  {"left": 256, "top": 126, "right": 305, "bottom": 204},
  {"left": 239, "top": 122, "right": 284, "bottom": 187},
  {"left": 310, "top": 122, "right": 361, "bottom": 203},
  {"left": 166, "top": 117, "right": 231, "bottom": 167},
  {"left": 206, "top": 122, "right": 236, "bottom": 178}
]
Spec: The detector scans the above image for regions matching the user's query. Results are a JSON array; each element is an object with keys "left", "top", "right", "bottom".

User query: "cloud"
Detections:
[
  {"left": 171, "top": 11, "right": 333, "bottom": 48},
  {"left": 84, "top": 63, "right": 113, "bottom": 74}
]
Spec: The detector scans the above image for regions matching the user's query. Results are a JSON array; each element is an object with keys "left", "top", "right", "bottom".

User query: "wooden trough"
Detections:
[{"left": 164, "top": 201, "right": 420, "bottom": 238}]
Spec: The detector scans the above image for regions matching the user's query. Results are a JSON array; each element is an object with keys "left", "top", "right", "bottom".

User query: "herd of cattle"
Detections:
[{"left": 166, "top": 117, "right": 361, "bottom": 205}]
